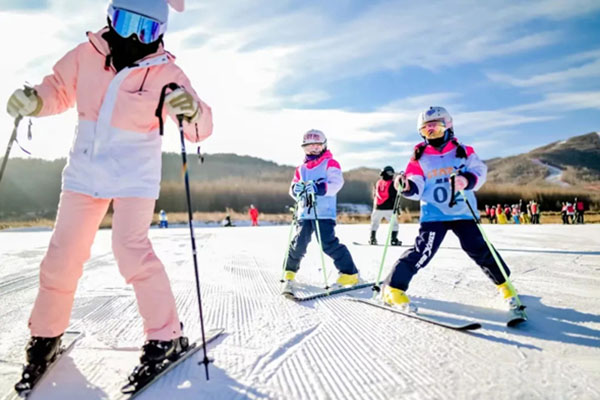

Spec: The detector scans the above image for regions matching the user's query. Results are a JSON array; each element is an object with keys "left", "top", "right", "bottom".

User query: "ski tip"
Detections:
[
  {"left": 462, "top": 323, "right": 482, "bottom": 330},
  {"left": 282, "top": 292, "right": 296, "bottom": 300},
  {"left": 507, "top": 317, "right": 527, "bottom": 327}
]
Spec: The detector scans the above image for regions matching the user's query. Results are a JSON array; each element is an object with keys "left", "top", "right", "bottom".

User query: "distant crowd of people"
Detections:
[
  {"left": 484, "top": 200, "right": 541, "bottom": 225},
  {"left": 560, "top": 198, "right": 586, "bottom": 224},
  {"left": 484, "top": 197, "right": 587, "bottom": 225}
]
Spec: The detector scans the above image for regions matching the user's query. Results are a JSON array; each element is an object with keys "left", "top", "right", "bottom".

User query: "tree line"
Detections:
[{"left": 1, "top": 155, "right": 598, "bottom": 220}]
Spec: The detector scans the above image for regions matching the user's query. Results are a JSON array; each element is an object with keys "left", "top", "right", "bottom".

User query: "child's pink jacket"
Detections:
[{"left": 34, "top": 28, "right": 213, "bottom": 199}]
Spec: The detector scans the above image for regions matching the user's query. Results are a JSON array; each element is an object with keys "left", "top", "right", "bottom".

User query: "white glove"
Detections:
[
  {"left": 304, "top": 181, "right": 317, "bottom": 195},
  {"left": 292, "top": 182, "right": 305, "bottom": 197},
  {"left": 394, "top": 173, "right": 409, "bottom": 191},
  {"left": 454, "top": 175, "right": 468, "bottom": 192},
  {"left": 165, "top": 88, "right": 200, "bottom": 123},
  {"left": 7, "top": 88, "right": 41, "bottom": 118}
]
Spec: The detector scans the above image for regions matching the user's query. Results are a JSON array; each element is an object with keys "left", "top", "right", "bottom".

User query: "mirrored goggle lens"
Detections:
[
  {"left": 111, "top": 8, "right": 162, "bottom": 44},
  {"left": 419, "top": 121, "right": 446, "bottom": 137}
]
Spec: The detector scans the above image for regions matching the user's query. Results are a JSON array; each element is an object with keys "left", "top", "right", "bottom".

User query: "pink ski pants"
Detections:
[{"left": 28, "top": 190, "right": 182, "bottom": 340}]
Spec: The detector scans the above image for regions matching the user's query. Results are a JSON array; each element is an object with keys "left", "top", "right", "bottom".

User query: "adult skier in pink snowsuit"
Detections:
[{"left": 6, "top": 0, "right": 212, "bottom": 376}]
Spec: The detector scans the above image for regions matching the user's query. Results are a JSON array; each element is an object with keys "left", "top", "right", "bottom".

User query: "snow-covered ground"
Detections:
[{"left": 1, "top": 223, "right": 599, "bottom": 400}]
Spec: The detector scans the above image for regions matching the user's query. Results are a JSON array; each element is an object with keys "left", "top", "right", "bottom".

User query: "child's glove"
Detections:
[
  {"left": 454, "top": 175, "right": 469, "bottom": 192},
  {"left": 292, "top": 182, "right": 305, "bottom": 197},
  {"left": 305, "top": 179, "right": 327, "bottom": 196},
  {"left": 305, "top": 181, "right": 317, "bottom": 195},
  {"left": 165, "top": 88, "right": 200, "bottom": 123},
  {"left": 394, "top": 172, "right": 409, "bottom": 192},
  {"left": 7, "top": 88, "right": 42, "bottom": 118}
]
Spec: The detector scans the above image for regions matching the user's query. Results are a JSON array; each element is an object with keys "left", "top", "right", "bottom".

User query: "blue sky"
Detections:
[{"left": 0, "top": 0, "right": 599, "bottom": 170}]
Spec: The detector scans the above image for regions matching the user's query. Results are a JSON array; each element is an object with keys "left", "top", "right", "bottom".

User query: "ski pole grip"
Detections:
[
  {"left": 449, "top": 174, "right": 457, "bottom": 208},
  {"left": 155, "top": 82, "right": 181, "bottom": 136}
]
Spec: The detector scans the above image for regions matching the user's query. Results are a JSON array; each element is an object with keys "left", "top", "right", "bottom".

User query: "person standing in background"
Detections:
[
  {"left": 159, "top": 209, "right": 168, "bottom": 228},
  {"left": 575, "top": 197, "right": 585, "bottom": 224},
  {"left": 249, "top": 204, "right": 259, "bottom": 226},
  {"left": 369, "top": 166, "right": 402, "bottom": 246}
]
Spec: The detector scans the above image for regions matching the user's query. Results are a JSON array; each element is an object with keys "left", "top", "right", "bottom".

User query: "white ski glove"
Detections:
[
  {"left": 165, "top": 88, "right": 200, "bottom": 123},
  {"left": 394, "top": 172, "right": 409, "bottom": 192},
  {"left": 6, "top": 88, "right": 42, "bottom": 118},
  {"left": 453, "top": 175, "right": 469, "bottom": 192},
  {"left": 292, "top": 182, "right": 305, "bottom": 197}
]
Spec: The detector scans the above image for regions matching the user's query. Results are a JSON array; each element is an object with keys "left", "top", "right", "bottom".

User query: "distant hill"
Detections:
[{"left": 486, "top": 132, "right": 600, "bottom": 188}]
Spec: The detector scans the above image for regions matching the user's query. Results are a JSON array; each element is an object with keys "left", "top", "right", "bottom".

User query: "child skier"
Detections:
[
  {"left": 369, "top": 166, "right": 402, "bottom": 246},
  {"left": 282, "top": 129, "right": 359, "bottom": 293},
  {"left": 6, "top": 0, "right": 212, "bottom": 392},
  {"left": 381, "top": 107, "right": 519, "bottom": 311}
]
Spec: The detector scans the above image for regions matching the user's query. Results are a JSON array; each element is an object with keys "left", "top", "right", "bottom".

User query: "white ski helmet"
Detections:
[
  {"left": 417, "top": 106, "right": 453, "bottom": 142},
  {"left": 301, "top": 129, "right": 327, "bottom": 147},
  {"left": 109, "top": 0, "right": 169, "bottom": 23}
]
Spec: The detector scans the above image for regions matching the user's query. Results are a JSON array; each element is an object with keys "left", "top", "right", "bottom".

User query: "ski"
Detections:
[
  {"left": 12, "top": 330, "right": 84, "bottom": 399},
  {"left": 507, "top": 306, "right": 527, "bottom": 327},
  {"left": 352, "top": 241, "right": 405, "bottom": 247},
  {"left": 348, "top": 297, "right": 482, "bottom": 331},
  {"left": 285, "top": 282, "right": 374, "bottom": 302},
  {"left": 122, "top": 327, "right": 224, "bottom": 398}
]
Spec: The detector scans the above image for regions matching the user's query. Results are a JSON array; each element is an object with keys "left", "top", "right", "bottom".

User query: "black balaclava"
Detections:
[
  {"left": 426, "top": 128, "right": 454, "bottom": 149},
  {"left": 103, "top": 21, "right": 162, "bottom": 71}
]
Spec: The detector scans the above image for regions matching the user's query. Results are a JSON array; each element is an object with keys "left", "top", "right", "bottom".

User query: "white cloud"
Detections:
[{"left": 487, "top": 57, "right": 600, "bottom": 87}]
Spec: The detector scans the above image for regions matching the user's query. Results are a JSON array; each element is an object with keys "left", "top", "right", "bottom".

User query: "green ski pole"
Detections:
[
  {"left": 459, "top": 187, "right": 526, "bottom": 313},
  {"left": 310, "top": 189, "right": 330, "bottom": 290},
  {"left": 372, "top": 173, "right": 404, "bottom": 298},
  {"left": 280, "top": 202, "right": 299, "bottom": 282}
]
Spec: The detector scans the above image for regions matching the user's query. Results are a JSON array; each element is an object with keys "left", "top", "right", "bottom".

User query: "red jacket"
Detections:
[{"left": 249, "top": 208, "right": 259, "bottom": 220}]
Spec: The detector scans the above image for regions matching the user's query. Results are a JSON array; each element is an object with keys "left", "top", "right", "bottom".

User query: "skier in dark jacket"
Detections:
[{"left": 369, "top": 166, "right": 402, "bottom": 246}]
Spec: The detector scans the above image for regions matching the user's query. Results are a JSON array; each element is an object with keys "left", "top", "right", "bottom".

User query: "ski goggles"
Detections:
[
  {"left": 418, "top": 120, "right": 447, "bottom": 139},
  {"left": 108, "top": 6, "right": 165, "bottom": 44}
]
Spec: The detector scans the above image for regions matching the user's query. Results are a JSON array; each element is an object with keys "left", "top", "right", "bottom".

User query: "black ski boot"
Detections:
[
  {"left": 369, "top": 231, "right": 378, "bottom": 245},
  {"left": 140, "top": 336, "right": 190, "bottom": 364},
  {"left": 121, "top": 336, "right": 190, "bottom": 394},
  {"left": 15, "top": 335, "right": 63, "bottom": 394},
  {"left": 390, "top": 231, "right": 402, "bottom": 246}
]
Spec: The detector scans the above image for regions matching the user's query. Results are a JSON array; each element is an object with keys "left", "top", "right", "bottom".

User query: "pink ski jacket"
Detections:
[{"left": 34, "top": 28, "right": 213, "bottom": 199}]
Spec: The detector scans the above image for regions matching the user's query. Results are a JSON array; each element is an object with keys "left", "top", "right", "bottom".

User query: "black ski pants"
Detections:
[
  {"left": 285, "top": 219, "right": 358, "bottom": 275},
  {"left": 386, "top": 219, "right": 510, "bottom": 291}
]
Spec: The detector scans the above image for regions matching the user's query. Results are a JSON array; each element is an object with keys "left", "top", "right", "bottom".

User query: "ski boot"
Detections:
[
  {"left": 369, "top": 231, "right": 377, "bottom": 245},
  {"left": 497, "top": 282, "right": 527, "bottom": 326},
  {"left": 497, "top": 282, "right": 520, "bottom": 310},
  {"left": 121, "top": 335, "right": 190, "bottom": 394},
  {"left": 336, "top": 273, "right": 359, "bottom": 287},
  {"left": 390, "top": 231, "right": 402, "bottom": 246},
  {"left": 382, "top": 286, "right": 417, "bottom": 313},
  {"left": 14, "top": 335, "right": 63, "bottom": 395},
  {"left": 281, "top": 271, "right": 296, "bottom": 297}
]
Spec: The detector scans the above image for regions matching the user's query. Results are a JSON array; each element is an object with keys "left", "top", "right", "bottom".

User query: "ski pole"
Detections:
[
  {"left": 156, "top": 81, "right": 211, "bottom": 379},
  {"left": 280, "top": 201, "right": 299, "bottom": 282},
  {"left": 310, "top": 188, "right": 330, "bottom": 290},
  {"left": 372, "top": 172, "right": 404, "bottom": 297},
  {"left": 0, "top": 115, "right": 23, "bottom": 187},
  {"left": 460, "top": 189, "right": 526, "bottom": 311},
  {"left": 176, "top": 113, "right": 211, "bottom": 379},
  {"left": 372, "top": 187, "right": 403, "bottom": 297}
]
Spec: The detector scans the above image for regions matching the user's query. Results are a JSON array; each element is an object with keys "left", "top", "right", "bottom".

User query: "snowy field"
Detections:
[{"left": 1, "top": 223, "right": 599, "bottom": 400}]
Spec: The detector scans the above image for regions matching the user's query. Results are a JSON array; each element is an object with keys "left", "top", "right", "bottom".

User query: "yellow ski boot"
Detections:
[
  {"left": 497, "top": 282, "right": 519, "bottom": 310},
  {"left": 382, "top": 286, "right": 417, "bottom": 312},
  {"left": 281, "top": 271, "right": 296, "bottom": 297},
  {"left": 336, "top": 273, "right": 359, "bottom": 287}
]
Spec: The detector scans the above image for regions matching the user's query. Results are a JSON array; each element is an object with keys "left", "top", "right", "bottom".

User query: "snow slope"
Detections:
[
  {"left": 531, "top": 158, "right": 570, "bottom": 187},
  {"left": 1, "top": 223, "right": 599, "bottom": 400}
]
